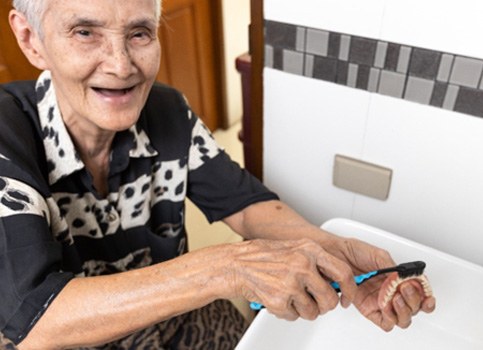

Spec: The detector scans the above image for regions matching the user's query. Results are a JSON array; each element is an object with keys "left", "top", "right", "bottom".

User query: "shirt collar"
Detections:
[{"left": 35, "top": 71, "right": 158, "bottom": 186}]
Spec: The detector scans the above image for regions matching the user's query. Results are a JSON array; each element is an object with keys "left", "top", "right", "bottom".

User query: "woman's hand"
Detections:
[
  {"left": 229, "top": 238, "right": 358, "bottom": 320},
  {"left": 323, "top": 235, "right": 436, "bottom": 331},
  {"left": 223, "top": 200, "right": 435, "bottom": 329}
]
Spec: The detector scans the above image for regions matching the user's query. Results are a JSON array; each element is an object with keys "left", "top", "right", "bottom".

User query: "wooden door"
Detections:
[
  {"left": 0, "top": 0, "right": 225, "bottom": 130},
  {"left": 0, "top": 3, "right": 41, "bottom": 82},
  {"left": 158, "top": 0, "right": 225, "bottom": 131}
]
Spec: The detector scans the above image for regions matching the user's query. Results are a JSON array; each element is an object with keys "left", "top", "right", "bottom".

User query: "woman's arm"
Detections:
[
  {"left": 223, "top": 199, "right": 436, "bottom": 331},
  {"left": 18, "top": 226, "right": 357, "bottom": 349},
  {"left": 18, "top": 244, "right": 235, "bottom": 349}
]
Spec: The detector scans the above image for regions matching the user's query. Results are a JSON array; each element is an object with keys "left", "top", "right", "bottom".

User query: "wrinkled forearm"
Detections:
[
  {"left": 223, "top": 200, "right": 339, "bottom": 246},
  {"left": 18, "top": 244, "right": 237, "bottom": 350}
]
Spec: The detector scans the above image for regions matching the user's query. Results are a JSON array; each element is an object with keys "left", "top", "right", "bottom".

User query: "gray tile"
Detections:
[
  {"left": 437, "top": 54, "right": 454, "bottom": 82},
  {"left": 339, "top": 35, "right": 351, "bottom": 61},
  {"left": 313, "top": 56, "right": 337, "bottom": 82},
  {"left": 306, "top": 28, "right": 329, "bottom": 56},
  {"left": 296, "top": 27, "right": 306, "bottom": 52},
  {"left": 397, "top": 46, "right": 412, "bottom": 74},
  {"left": 304, "top": 54, "right": 314, "bottom": 77},
  {"left": 265, "top": 45, "right": 274, "bottom": 68},
  {"left": 450, "top": 56, "right": 483, "bottom": 88},
  {"left": 374, "top": 42, "right": 388, "bottom": 68},
  {"left": 265, "top": 21, "right": 297, "bottom": 49},
  {"left": 378, "top": 70, "right": 406, "bottom": 98},
  {"left": 454, "top": 86, "right": 483, "bottom": 117},
  {"left": 408, "top": 47, "right": 441, "bottom": 79},
  {"left": 347, "top": 63, "right": 358, "bottom": 88},
  {"left": 368, "top": 68, "right": 381, "bottom": 92},
  {"left": 273, "top": 47, "right": 283, "bottom": 70},
  {"left": 283, "top": 50, "right": 304, "bottom": 75},
  {"left": 328, "top": 32, "right": 341, "bottom": 58},
  {"left": 349, "top": 37, "right": 377, "bottom": 66},
  {"left": 404, "top": 76, "right": 434, "bottom": 104},
  {"left": 442, "top": 84, "right": 460, "bottom": 110},
  {"left": 384, "top": 43, "right": 400, "bottom": 71},
  {"left": 430, "top": 82, "right": 448, "bottom": 107}
]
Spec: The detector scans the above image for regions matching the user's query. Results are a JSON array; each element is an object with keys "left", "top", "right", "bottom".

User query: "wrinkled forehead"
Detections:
[{"left": 42, "top": 0, "right": 160, "bottom": 25}]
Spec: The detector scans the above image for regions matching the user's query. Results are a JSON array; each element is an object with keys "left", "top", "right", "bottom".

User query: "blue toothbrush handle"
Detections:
[
  {"left": 331, "top": 270, "right": 378, "bottom": 292},
  {"left": 354, "top": 270, "right": 378, "bottom": 284},
  {"left": 250, "top": 271, "right": 379, "bottom": 310},
  {"left": 330, "top": 280, "right": 342, "bottom": 292},
  {"left": 250, "top": 302, "right": 264, "bottom": 310}
]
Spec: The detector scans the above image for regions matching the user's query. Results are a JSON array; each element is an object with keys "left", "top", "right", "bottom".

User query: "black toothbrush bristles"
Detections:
[{"left": 378, "top": 261, "right": 426, "bottom": 279}]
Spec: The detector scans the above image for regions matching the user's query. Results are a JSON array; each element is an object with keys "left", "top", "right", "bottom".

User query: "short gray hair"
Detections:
[
  {"left": 12, "top": 0, "right": 44, "bottom": 34},
  {"left": 12, "top": 0, "right": 162, "bottom": 35}
]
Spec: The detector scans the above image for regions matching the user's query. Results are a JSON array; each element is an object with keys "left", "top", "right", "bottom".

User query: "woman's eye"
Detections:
[
  {"left": 131, "top": 30, "right": 154, "bottom": 44},
  {"left": 76, "top": 29, "right": 91, "bottom": 37},
  {"left": 72, "top": 28, "right": 97, "bottom": 42}
]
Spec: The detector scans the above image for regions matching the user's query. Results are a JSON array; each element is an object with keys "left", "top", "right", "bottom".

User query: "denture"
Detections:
[{"left": 379, "top": 272, "right": 433, "bottom": 309}]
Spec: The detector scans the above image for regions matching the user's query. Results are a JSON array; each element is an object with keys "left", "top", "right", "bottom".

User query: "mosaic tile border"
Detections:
[{"left": 265, "top": 20, "right": 483, "bottom": 118}]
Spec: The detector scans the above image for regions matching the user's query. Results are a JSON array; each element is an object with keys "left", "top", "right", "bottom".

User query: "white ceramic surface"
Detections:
[
  {"left": 264, "top": 0, "right": 386, "bottom": 40},
  {"left": 265, "top": 0, "right": 483, "bottom": 59},
  {"left": 264, "top": 68, "right": 483, "bottom": 266},
  {"left": 236, "top": 218, "right": 483, "bottom": 350}
]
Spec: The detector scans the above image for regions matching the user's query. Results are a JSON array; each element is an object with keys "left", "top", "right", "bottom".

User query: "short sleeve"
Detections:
[
  {"left": 183, "top": 109, "right": 278, "bottom": 222},
  {"left": 188, "top": 149, "right": 279, "bottom": 223}
]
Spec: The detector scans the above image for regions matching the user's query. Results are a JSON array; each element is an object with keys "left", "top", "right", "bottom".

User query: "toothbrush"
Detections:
[{"left": 250, "top": 261, "right": 426, "bottom": 311}]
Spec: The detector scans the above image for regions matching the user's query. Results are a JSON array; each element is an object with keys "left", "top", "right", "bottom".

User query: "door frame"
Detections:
[{"left": 249, "top": 0, "right": 264, "bottom": 180}]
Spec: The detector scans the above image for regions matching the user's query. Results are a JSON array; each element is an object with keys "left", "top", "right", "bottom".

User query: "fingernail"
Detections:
[
  {"left": 395, "top": 295, "right": 405, "bottom": 308},
  {"left": 401, "top": 284, "right": 415, "bottom": 298}
]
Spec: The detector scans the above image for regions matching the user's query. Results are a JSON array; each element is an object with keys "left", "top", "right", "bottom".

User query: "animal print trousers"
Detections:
[{"left": 0, "top": 300, "right": 249, "bottom": 350}]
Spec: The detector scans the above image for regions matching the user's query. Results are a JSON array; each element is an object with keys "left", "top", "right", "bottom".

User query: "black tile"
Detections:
[
  {"left": 273, "top": 47, "right": 284, "bottom": 70},
  {"left": 408, "top": 47, "right": 442, "bottom": 80},
  {"left": 265, "top": 21, "right": 297, "bottom": 50},
  {"left": 384, "top": 43, "right": 400, "bottom": 71},
  {"left": 430, "top": 82, "right": 448, "bottom": 107},
  {"left": 328, "top": 32, "right": 341, "bottom": 58},
  {"left": 356, "top": 65, "right": 370, "bottom": 90},
  {"left": 336, "top": 61, "right": 349, "bottom": 85},
  {"left": 313, "top": 56, "right": 338, "bottom": 83},
  {"left": 349, "top": 37, "right": 377, "bottom": 66},
  {"left": 454, "top": 87, "right": 483, "bottom": 117}
]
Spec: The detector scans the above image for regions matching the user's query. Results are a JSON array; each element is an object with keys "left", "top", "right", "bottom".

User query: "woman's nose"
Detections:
[{"left": 101, "top": 39, "right": 137, "bottom": 79}]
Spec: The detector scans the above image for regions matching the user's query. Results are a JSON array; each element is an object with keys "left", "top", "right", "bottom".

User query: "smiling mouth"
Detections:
[{"left": 92, "top": 86, "right": 136, "bottom": 97}]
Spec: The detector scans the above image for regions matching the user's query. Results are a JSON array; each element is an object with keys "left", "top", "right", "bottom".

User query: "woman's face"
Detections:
[{"left": 35, "top": 0, "right": 161, "bottom": 134}]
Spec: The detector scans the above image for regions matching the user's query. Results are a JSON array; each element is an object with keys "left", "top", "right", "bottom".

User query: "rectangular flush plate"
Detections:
[{"left": 333, "top": 155, "right": 392, "bottom": 200}]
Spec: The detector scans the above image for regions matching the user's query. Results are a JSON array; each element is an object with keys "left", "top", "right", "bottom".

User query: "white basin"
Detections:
[{"left": 236, "top": 218, "right": 483, "bottom": 349}]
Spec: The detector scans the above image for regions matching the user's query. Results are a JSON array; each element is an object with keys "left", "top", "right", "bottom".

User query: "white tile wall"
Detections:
[
  {"left": 264, "top": 70, "right": 483, "bottom": 266},
  {"left": 264, "top": 0, "right": 385, "bottom": 39},
  {"left": 263, "top": 0, "right": 483, "bottom": 266},
  {"left": 263, "top": 69, "right": 368, "bottom": 224},
  {"left": 354, "top": 95, "right": 483, "bottom": 264},
  {"left": 266, "top": 0, "right": 483, "bottom": 59},
  {"left": 380, "top": 0, "right": 483, "bottom": 59}
]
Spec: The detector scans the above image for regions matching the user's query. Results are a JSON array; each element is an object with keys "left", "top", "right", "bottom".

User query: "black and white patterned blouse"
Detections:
[{"left": 0, "top": 71, "right": 277, "bottom": 345}]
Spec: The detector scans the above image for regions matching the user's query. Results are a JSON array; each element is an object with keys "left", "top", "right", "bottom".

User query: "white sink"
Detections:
[{"left": 236, "top": 218, "right": 483, "bottom": 349}]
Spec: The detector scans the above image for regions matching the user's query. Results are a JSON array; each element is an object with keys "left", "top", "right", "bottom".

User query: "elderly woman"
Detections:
[{"left": 0, "top": 0, "right": 435, "bottom": 349}]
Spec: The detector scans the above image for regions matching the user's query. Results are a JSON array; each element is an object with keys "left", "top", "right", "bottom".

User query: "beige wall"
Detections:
[{"left": 222, "top": 0, "right": 250, "bottom": 126}]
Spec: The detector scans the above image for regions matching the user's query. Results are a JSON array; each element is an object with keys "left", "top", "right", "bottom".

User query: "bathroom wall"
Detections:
[{"left": 263, "top": 0, "right": 483, "bottom": 266}]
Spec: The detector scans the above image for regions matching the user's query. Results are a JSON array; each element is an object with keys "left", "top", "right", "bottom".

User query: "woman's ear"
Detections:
[{"left": 8, "top": 9, "right": 49, "bottom": 70}]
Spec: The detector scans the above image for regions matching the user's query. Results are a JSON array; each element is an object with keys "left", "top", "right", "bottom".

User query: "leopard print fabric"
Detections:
[
  {"left": 0, "top": 332, "right": 16, "bottom": 350},
  {"left": 0, "top": 300, "right": 248, "bottom": 349}
]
